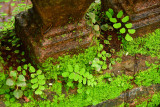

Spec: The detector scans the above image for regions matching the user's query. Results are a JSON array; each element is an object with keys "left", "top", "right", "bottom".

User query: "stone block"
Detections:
[
  {"left": 90, "top": 98, "right": 124, "bottom": 107},
  {"left": 15, "top": 0, "right": 95, "bottom": 64},
  {"left": 31, "top": 0, "right": 94, "bottom": 28}
]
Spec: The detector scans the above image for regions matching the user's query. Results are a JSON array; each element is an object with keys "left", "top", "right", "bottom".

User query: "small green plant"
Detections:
[
  {"left": 86, "top": 0, "right": 109, "bottom": 37},
  {"left": 0, "top": 71, "right": 6, "bottom": 95},
  {"left": 91, "top": 44, "right": 111, "bottom": 72},
  {"left": 106, "top": 8, "right": 136, "bottom": 41},
  {"left": 91, "top": 58, "right": 102, "bottom": 72},
  {"left": 42, "top": 57, "right": 58, "bottom": 80},
  {"left": 87, "top": 12, "right": 100, "bottom": 37},
  {"left": 6, "top": 70, "right": 26, "bottom": 99},
  {"left": 29, "top": 65, "right": 46, "bottom": 95},
  {"left": 62, "top": 64, "right": 97, "bottom": 88},
  {"left": 91, "top": 57, "right": 108, "bottom": 72},
  {"left": 0, "top": 55, "right": 5, "bottom": 69}
]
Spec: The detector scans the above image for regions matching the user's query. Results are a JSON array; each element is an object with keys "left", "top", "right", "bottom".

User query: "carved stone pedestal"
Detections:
[
  {"left": 15, "top": 0, "right": 94, "bottom": 64},
  {"left": 102, "top": 0, "right": 160, "bottom": 37}
]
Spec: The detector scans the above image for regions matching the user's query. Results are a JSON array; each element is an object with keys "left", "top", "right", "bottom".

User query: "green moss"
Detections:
[
  {"left": 123, "top": 29, "right": 160, "bottom": 58},
  {"left": 134, "top": 64, "right": 160, "bottom": 87},
  {"left": 39, "top": 44, "right": 133, "bottom": 107},
  {"left": 118, "top": 103, "right": 125, "bottom": 107},
  {"left": 42, "top": 45, "right": 98, "bottom": 80},
  {"left": 22, "top": 74, "right": 133, "bottom": 107}
]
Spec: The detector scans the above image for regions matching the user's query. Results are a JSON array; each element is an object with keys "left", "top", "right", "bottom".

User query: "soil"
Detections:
[
  {"left": 0, "top": 31, "right": 31, "bottom": 78},
  {"left": 100, "top": 30, "right": 122, "bottom": 53}
]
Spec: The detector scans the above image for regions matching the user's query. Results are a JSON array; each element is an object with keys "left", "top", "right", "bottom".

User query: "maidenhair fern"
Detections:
[{"left": 106, "top": 8, "right": 136, "bottom": 41}]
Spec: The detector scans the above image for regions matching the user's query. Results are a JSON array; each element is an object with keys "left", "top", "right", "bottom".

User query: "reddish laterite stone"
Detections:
[{"left": 15, "top": 0, "right": 95, "bottom": 64}]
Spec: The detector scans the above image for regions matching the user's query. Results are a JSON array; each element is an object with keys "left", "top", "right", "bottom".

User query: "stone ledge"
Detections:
[
  {"left": 90, "top": 84, "right": 160, "bottom": 107},
  {"left": 15, "top": 8, "right": 94, "bottom": 64}
]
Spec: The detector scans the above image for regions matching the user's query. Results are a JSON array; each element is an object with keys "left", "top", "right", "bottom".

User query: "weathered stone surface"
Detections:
[
  {"left": 15, "top": 0, "right": 94, "bottom": 64},
  {"left": 90, "top": 98, "right": 124, "bottom": 107},
  {"left": 126, "top": 86, "right": 150, "bottom": 101},
  {"left": 111, "top": 56, "right": 135, "bottom": 76},
  {"left": 31, "top": 0, "right": 94, "bottom": 28},
  {"left": 153, "top": 84, "right": 160, "bottom": 92},
  {"left": 105, "top": 55, "right": 160, "bottom": 77},
  {"left": 16, "top": 10, "right": 93, "bottom": 63},
  {"left": 0, "top": 95, "right": 5, "bottom": 107},
  {"left": 0, "top": 101, "right": 5, "bottom": 107},
  {"left": 101, "top": 0, "right": 160, "bottom": 37},
  {"left": 136, "top": 55, "right": 158, "bottom": 71},
  {"left": 123, "top": 59, "right": 135, "bottom": 72},
  {"left": 91, "top": 84, "right": 160, "bottom": 107}
]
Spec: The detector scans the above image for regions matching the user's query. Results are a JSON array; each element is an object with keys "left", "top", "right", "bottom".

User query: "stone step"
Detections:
[
  {"left": 91, "top": 84, "right": 160, "bottom": 107},
  {"left": 15, "top": 8, "right": 94, "bottom": 64}
]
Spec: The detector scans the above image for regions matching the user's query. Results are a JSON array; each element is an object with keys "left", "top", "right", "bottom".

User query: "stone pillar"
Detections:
[
  {"left": 101, "top": 0, "right": 160, "bottom": 37},
  {"left": 15, "top": 0, "right": 94, "bottom": 64}
]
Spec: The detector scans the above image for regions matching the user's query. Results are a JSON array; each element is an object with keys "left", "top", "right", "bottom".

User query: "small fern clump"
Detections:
[
  {"left": 106, "top": 8, "right": 136, "bottom": 41},
  {"left": 62, "top": 64, "right": 96, "bottom": 87}
]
